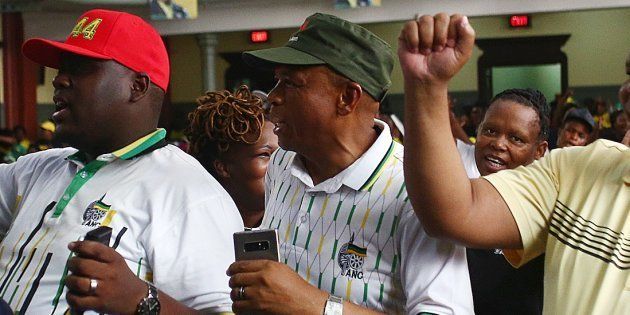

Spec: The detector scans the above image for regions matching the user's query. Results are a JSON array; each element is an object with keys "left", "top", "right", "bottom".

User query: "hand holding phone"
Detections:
[
  {"left": 69, "top": 226, "right": 113, "bottom": 314},
  {"left": 84, "top": 226, "right": 112, "bottom": 246},
  {"left": 233, "top": 229, "right": 279, "bottom": 261}
]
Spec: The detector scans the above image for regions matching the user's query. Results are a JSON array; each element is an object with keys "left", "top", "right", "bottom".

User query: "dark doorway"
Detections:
[{"left": 476, "top": 35, "right": 570, "bottom": 104}]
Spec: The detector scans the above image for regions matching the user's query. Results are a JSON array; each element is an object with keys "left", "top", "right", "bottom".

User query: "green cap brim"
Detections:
[{"left": 243, "top": 46, "right": 326, "bottom": 69}]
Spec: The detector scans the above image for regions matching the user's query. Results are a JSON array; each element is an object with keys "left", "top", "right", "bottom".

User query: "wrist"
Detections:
[
  {"left": 403, "top": 75, "right": 449, "bottom": 91},
  {"left": 135, "top": 281, "right": 160, "bottom": 315},
  {"left": 404, "top": 81, "right": 450, "bottom": 117},
  {"left": 404, "top": 79, "right": 449, "bottom": 97},
  {"left": 323, "top": 294, "right": 343, "bottom": 315}
]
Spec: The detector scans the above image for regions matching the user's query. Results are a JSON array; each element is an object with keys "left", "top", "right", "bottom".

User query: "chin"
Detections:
[{"left": 54, "top": 132, "right": 81, "bottom": 149}]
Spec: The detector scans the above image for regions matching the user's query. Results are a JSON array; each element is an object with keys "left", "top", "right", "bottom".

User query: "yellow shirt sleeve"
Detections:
[{"left": 483, "top": 149, "right": 563, "bottom": 267}]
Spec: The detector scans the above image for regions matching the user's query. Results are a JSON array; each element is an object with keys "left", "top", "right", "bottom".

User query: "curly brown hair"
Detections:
[{"left": 187, "top": 85, "right": 267, "bottom": 173}]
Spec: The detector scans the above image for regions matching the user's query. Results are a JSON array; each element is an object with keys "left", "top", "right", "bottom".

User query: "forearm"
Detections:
[
  {"left": 294, "top": 288, "right": 384, "bottom": 315},
  {"left": 403, "top": 80, "right": 478, "bottom": 241},
  {"left": 156, "top": 290, "right": 203, "bottom": 314},
  {"left": 342, "top": 301, "right": 386, "bottom": 315}
]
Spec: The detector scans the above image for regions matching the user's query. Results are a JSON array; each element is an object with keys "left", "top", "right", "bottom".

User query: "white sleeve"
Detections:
[
  {"left": 456, "top": 140, "right": 480, "bottom": 179},
  {"left": 147, "top": 196, "right": 243, "bottom": 312},
  {"left": 398, "top": 207, "right": 474, "bottom": 315},
  {"left": 0, "top": 162, "right": 19, "bottom": 237}
]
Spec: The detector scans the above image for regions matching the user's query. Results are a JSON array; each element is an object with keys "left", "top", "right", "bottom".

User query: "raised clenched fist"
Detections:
[{"left": 398, "top": 13, "right": 475, "bottom": 85}]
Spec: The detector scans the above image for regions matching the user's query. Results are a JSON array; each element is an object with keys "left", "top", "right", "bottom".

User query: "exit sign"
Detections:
[
  {"left": 250, "top": 30, "right": 270, "bottom": 43},
  {"left": 509, "top": 15, "right": 531, "bottom": 28}
]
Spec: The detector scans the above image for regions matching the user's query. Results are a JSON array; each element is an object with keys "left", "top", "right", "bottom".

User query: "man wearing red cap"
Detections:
[{"left": 0, "top": 9, "right": 243, "bottom": 314}]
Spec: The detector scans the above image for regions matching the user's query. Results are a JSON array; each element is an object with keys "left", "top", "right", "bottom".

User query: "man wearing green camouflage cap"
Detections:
[{"left": 227, "top": 13, "right": 473, "bottom": 314}]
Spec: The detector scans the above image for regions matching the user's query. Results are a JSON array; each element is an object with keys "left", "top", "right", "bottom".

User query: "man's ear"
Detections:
[
  {"left": 535, "top": 140, "right": 549, "bottom": 159},
  {"left": 337, "top": 82, "right": 362, "bottom": 116},
  {"left": 213, "top": 159, "right": 230, "bottom": 179},
  {"left": 130, "top": 72, "right": 151, "bottom": 102}
]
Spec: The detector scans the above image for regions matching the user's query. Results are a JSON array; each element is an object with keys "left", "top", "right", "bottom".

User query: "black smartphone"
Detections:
[
  {"left": 233, "top": 229, "right": 279, "bottom": 261},
  {"left": 84, "top": 226, "right": 112, "bottom": 246}
]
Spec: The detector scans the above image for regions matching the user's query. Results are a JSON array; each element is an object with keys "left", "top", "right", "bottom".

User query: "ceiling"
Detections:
[{"left": 0, "top": 0, "right": 235, "bottom": 12}]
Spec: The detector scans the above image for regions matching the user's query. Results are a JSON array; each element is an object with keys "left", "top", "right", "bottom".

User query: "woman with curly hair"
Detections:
[{"left": 187, "top": 86, "right": 278, "bottom": 227}]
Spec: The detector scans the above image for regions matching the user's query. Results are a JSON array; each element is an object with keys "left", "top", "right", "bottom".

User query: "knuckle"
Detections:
[
  {"left": 419, "top": 15, "right": 433, "bottom": 23},
  {"left": 228, "top": 275, "right": 238, "bottom": 288},
  {"left": 73, "top": 241, "right": 85, "bottom": 252},
  {"left": 258, "top": 274, "right": 271, "bottom": 287},
  {"left": 255, "top": 300, "right": 270, "bottom": 312},
  {"left": 247, "top": 286, "right": 259, "bottom": 299},
  {"left": 67, "top": 258, "right": 78, "bottom": 271},
  {"left": 64, "top": 275, "right": 77, "bottom": 289},
  {"left": 71, "top": 260, "right": 89, "bottom": 275},
  {"left": 66, "top": 293, "right": 79, "bottom": 308},
  {"left": 231, "top": 301, "right": 244, "bottom": 313}
]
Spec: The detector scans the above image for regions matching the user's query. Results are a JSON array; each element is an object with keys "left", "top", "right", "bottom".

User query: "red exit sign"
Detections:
[
  {"left": 250, "top": 30, "right": 269, "bottom": 43},
  {"left": 509, "top": 15, "right": 531, "bottom": 28}
]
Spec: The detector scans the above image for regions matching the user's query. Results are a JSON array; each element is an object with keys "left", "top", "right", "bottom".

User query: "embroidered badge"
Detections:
[
  {"left": 70, "top": 17, "right": 103, "bottom": 40},
  {"left": 338, "top": 233, "right": 366, "bottom": 279},
  {"left": 82, "top": 196, "right": 111, "bottom": 227}
]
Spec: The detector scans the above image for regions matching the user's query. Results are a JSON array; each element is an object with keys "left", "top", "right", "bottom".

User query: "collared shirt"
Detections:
[
  {"left": 0, "top": 129, "right": 244, "bottom": 314},
  {"left": 485, "top": 139, "right": 629, "bottom": 315},
  {"left": 262, "top": 120, "right": 473, "bottom": 314}
]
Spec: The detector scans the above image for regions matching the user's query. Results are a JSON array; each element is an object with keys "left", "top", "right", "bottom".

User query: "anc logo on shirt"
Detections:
[
  {"left": 82, "top": 196, "right": 110, "bottom": 227},
  {"left": 338, "top": 233, "right": 367, "bottom": 280}
]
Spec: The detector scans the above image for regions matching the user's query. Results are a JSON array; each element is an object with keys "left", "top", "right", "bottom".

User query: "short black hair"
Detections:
[{"left": 490, "top": 88, "right": 550, "bottom": 141}]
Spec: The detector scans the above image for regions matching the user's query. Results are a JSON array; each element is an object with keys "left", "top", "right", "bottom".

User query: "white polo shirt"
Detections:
[
  {"left": 0, "top": 129, "right": 244, "bottom": 314},
  {"left": 262, "top": 120, "right": 473, "bottom": 314}
]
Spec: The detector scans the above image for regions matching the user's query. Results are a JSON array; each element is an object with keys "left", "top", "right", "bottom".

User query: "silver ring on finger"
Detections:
[
  {"left": 89, "top": 278, "right": 98, "bottom": 295},
  {"left": 237, "top": 286, "right": 246, "bottom": 300}
]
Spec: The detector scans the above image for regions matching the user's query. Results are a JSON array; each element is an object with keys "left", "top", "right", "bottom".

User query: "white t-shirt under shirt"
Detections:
[
  {"left": 0, "top": 129, "right": 244, "bottom": 314},
  {"left": 262, "top": 120, "right": 474, "bottom": 314},
  {"left": 456, "top": 139, "right": 480, "bottom": 179}
]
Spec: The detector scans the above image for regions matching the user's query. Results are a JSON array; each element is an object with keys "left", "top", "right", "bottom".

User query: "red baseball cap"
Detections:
[{"left": 22, "top": 9, "right": 170, "bottom": 91}]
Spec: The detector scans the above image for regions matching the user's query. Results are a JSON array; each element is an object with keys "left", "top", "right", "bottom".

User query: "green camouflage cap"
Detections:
[{"left": 243, "top": 13, "right": 394, "bottom": 101}]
